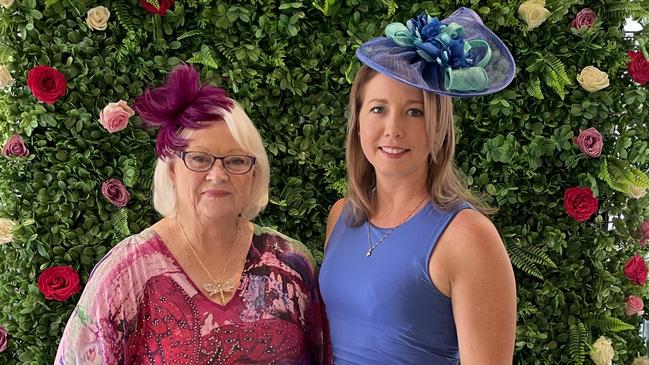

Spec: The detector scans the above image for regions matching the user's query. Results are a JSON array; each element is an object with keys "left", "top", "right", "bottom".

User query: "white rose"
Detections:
[
  {"left": 628, "top": 185, "right": 648, "bottom": 199},
  {"left": 86, "top": 6, "right": 110, "bottom": 31},
  {"left": 632, "top": 357, "right": 649, "bottom": 365},
  {"left": 0, "top": 218, "right": 16, "bottom": 244},
  {"left": 0, "top": 65, "right": 14, "bottom": 90},
  {"left": 0, "top": 0, "right": 14, "bottom": 9},
  {"left": 590, "top": 336, "right": 614, "bottom": 365},
  {"left": 518, "top": 0, "right": 551, "bottom": 30},
  {"left": 577, "top": 66, "right": 610, "bottom": 92}
]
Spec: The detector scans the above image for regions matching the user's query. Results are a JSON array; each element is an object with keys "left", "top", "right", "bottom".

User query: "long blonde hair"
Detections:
[{"left": 344, "top": 65, "right": 493, "bottom": 227}]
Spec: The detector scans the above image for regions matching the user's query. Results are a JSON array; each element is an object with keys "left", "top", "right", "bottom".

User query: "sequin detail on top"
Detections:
[{"left": 55, "top": 226, "right": 323, "bottom": 365}]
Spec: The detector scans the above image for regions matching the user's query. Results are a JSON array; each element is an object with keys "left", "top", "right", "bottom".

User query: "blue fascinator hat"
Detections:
[{"left": 356, "top": 7, "right": 516, "bottom": 97}]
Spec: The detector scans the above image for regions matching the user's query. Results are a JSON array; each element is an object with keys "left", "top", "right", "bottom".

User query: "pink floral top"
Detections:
[{"left": 55, "top": 225, "right": 324, "bottom": 364}]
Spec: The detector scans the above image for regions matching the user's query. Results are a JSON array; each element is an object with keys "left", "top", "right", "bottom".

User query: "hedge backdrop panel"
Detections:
[{"left": 1, "top": 0, "right": 649, "bottom": 364}]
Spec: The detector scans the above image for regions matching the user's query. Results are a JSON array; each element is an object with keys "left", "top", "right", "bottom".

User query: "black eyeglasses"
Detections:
[{"left": 175, "top": 151, "right": 256, "bottom": 174}]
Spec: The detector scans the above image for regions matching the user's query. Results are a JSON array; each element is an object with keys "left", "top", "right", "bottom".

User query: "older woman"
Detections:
[{"left": 55, "top": 65, "right": 324, "bottom": 364}]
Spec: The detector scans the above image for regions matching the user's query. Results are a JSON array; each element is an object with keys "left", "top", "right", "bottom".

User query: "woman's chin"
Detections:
[{"left": 195, "top": 206, "right": 238, "bottom": 221}]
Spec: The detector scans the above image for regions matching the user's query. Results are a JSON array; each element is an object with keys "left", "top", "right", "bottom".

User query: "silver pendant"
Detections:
[{"left": 366, "top": 249, "right": 372, "bottom": 257}]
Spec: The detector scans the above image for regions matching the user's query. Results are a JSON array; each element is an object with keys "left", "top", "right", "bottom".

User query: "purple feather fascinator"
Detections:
[{"left": 133, "top": 64, "right": 234, "bottom": 158}]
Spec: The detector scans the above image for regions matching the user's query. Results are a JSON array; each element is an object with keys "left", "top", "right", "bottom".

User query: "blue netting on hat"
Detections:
[{"left": 356, "top": 7, "right": 515, "bottom": 97}]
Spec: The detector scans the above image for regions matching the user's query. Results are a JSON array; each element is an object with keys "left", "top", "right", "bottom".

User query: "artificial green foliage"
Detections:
[
  {"left": 569, "top": 321, "right": 590, "bottom": 365},
  {"left": 506, "top": 239, "right": 557, "bottom": 280},
  {"left": 0, "top": 0, "right": 649, "bottom": 364},
  {"left": 600, "top": 157, "right": 649, "bottom": 197}
]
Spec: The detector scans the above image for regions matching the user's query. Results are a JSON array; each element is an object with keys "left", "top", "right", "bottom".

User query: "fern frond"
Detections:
[
  {"left": 608, "top": 3, "right": 644, "bottom": 14},
  {"left": 588, "top": 316, "right": 635, "bottom": 332},
  {"left": 145, "top": 0, "right": 161, "bottom": 9},
  {"left": 178, "top": 30, "right": 203, "bottom": 41},
  {"left": 188, "top": 45, "right": 220, "bottom": 70},
  {"left": 113, "top": 0, "right": 135, "bottom": 33},
  {"left": 599, "top": 157, "right": 649, "bottom": 196},
  {"left": 111, "top": 208, "right": 130, "bottom": 238},
  {"left": 526, "top": 77, "right": 544, "bottom": 99},
  {"left": 545, "top": 69, "right": 565, "bottom": 100},
  {"left": 380, "top": 0, "right": 398, "bottom": 17},
  {"left": 569, "top": 322, "right": 588, "bottom": 365},
  {"left": 545, "top": 54, "right": 572, "bottom": 86},
  {"left": 505, "top": 241, "right": 554, "bottom": 280},
  {"left": 524, "top": 245, "right": 557, "bottom": 269},
  {"left": 215, "top": 40, "right": 236, "bottom": 64},
  {"left": 312, "top": 0, "right": 338, "bottom": 16}
]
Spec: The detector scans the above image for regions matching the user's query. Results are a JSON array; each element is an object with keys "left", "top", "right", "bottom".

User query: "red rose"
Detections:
[
  {"left": 38, "top": 266, "right": 81, "bottom": 301},
  {"left": 101, "top": 178, "right": 131, "bottom": 207},
  {"left": 140, "top": 0, "right": 174, "bottom": 16},
  {"left": 2, "top": 134, "right": 29, "bottom": 157},
  {"left": 564, "top": 186, "right": 598, "bottom": 222},
  {"left": 624, "top": 255, "right": 648, "bottom": 285},
  {"left": 26, "top": 65, "right": 67, "bottom": 104},
  {"left": 628, "top": 50, "right": 649, "bottom": 86}
]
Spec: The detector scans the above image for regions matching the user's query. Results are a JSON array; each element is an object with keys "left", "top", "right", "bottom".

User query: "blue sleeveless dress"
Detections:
[{"left": 319, "top": 202, "right": 470, "bottom": 364}]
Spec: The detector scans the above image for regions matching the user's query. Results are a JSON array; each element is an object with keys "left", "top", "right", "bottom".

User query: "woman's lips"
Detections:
[
  {"left": 202, "top": 190, "right": 231, "bottom": 197},
  {"left": 379, "top": 146, "right": 409, "bottom": 159}
]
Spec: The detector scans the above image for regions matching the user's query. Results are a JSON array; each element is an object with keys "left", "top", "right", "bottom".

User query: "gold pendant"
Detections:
[{"left": 204, "top": 280, "right": 234, "bottom": 303}]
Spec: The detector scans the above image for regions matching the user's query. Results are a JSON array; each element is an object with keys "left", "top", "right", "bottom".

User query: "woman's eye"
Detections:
[
  {"left": 191, "top": 155, "right": 210, "bottom": 163},
  {"left": 408, "top": 109, "right": 424, "bottom": 117},
  {"left": 227, "top": 157, "right": 246, "bottom": 166},
  {"left": 369, "top": 106, "right": 384, "bottom": 114}
]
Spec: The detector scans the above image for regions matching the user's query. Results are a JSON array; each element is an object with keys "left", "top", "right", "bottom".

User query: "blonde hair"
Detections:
[
  {"left": 345, "top": 65, "right": 493, "bottom": 226},
  {"left": 152, "top": 101, "right": 270, "bottom": 220}
]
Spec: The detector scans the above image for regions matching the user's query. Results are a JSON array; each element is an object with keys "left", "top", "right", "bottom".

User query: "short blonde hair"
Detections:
[
  {"left": 345, "top": 65, "right": 492, "bottom": 226},
  {"left": 152, "top": 101, "right": 270, "bottom": 220}
]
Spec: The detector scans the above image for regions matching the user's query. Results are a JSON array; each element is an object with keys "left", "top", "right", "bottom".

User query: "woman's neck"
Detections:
[
  {"left": 371, "top": 178, "right": 429, "bottom": 226},
  {"left": 174, "top": 213, "right": 243, "bottom": 254}
]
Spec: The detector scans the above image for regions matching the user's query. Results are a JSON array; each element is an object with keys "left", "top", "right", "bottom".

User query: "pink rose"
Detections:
[
  {"left": 575, "top": 128, "right": 603, "bottom": 158},
  {"left": 625, "top": 295, "right": 644, "bottom": 316},
  {"left": 571, "top": 8, "right": 596, "bottom": 29},
  {"left": 99, "top": 100, "right": 135, "bottom": 133},
  {"left": 2, "top": 134, "right": 30, "bottom": 157},
  {"left": 639, "top": 220, "right": 649, "bottom": 246},
  {"left": 624, "top": 255, "right": 648, "bottom": 285},
  {"left": 0, "top": 324, "right": 7, "bottom": 352},
  {"left": 101, "top": 179, "right": 130, "bottom": 207}
]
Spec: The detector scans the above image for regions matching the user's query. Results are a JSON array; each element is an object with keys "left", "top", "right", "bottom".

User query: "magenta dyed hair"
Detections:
[{"left": 133, "top": 64, "right": 234, "bottom": 158}]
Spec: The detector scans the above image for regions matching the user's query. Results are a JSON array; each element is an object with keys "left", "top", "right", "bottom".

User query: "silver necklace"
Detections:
[{"left": 366, "top": 196, "right": 427, "bottom": 257}]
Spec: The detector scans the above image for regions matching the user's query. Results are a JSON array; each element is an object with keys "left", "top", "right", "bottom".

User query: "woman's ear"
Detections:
[{"left": 168, "top": 159, "right": 177, "bottom": 183}]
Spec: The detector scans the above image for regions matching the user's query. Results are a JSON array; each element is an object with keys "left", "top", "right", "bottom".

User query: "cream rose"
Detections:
[
  {"left": 577, "top": 66, "right": 610, "bottom": 92},
  {"left": 632, "top": 357, "right": 649, "bottom": 365},
  {"left": 628, "top": 185, "right": 648, "bottom": 199},
  {"left": 0, "top": 0, "right": 14, "bottom": 9},
  {"left": 518, "top": 0, "right": 551, "bottom": 30},
  {"left": 0, "top": 218, "right": 16, "bottom": 244},
  {"left": 0, "top": 65, "right": 14, "bottom": 89},
  {"left": 590, "top": 336, "right": 614, "bottom": 365},
  {"left": 86, "top": 6, "right": 110, "bottom": 31}
]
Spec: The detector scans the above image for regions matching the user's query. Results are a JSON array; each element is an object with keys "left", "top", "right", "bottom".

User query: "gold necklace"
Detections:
[
  {"left": 177, "top": 220, "right": 239, "bottom": 304},
  {"left": 366, "top": 196, "right": 428, "bottom": 257}
]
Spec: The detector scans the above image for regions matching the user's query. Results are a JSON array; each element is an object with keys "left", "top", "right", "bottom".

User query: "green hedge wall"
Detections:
[{"left": 0, "top": 0, "right": 648, "bottom": 364}]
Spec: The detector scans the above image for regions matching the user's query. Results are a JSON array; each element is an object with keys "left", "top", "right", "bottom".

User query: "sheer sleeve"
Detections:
[{"left": 54, "top": 230, "right": 168, "bottom": 364}]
